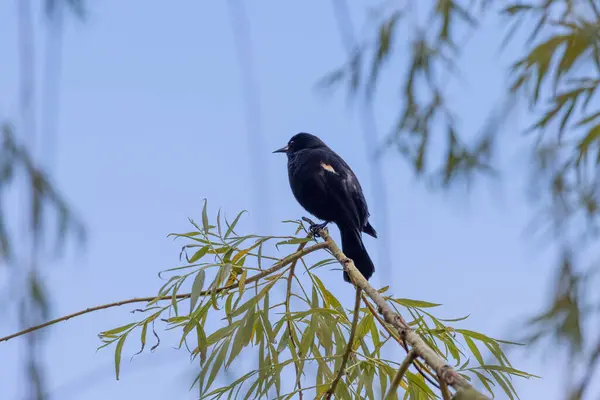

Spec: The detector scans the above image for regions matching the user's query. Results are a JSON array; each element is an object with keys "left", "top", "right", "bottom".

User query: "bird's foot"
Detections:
[
  {"left": 309, "top": 221, "right": 329, "bottom": 237},
  {"left": 301, "top": 217, "right": 328, "bottom": 237}
]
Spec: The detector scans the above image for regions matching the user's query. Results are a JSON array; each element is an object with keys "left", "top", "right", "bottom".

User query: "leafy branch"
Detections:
[{"left": 0, "top": 201, "right": 536, "bottom": 398}]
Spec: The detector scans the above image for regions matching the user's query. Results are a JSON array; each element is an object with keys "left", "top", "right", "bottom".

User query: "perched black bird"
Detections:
[{"left": 273, "top": 132, "right": 377, "bottom": 282}]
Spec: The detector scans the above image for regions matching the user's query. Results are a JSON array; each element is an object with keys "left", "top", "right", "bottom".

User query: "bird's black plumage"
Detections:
[{"left": 274, "top": 132, "right": 377, "bottom": 282}]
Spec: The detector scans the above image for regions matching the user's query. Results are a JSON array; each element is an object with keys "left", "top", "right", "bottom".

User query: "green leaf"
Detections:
[
  {"left": 473, "top": 370, "right": 495, "bottom": 397},
  {"left": 456, "top": 329, "right": 492, "bottom": 342},
  {"left": 224, "top": 210, "right": 247, "bottom": 239},
  {"left": 194, "top": 321, "right": 208, "bottom": 363},
  {"left": 276, "top": 237, "right": 311, "bottom": 246},
  {"left": 114, "top": 334, "right": 127, "bottom": 380},
  {"left": 353, "top": 313, "right": 374, "bottom": 351},
  {"left": 489, "top": 370, "right": 516, "bottom": 400},
  {"left": 227, "top": 306, "right": 256, "bottom": 367},
  {"left": 188, "top": 246, "right": 209, "bottom": 263},
  {"left": 202, "top": 199, "right": 209, "bottom": 233},
  {"left": 501, "top": 4, "right": 533, "bottom": 15},
  {"left": 205, "top": 338, "right": 231, "bottom": 393},
  {"left": 463, "top": 334, "right": 484, "bottom": 366},
  {"left": 190, "top": 269, "right": 206, "bottom": 313},
  {"left": 207, "top": 320, "right": 241, "bottom": 346},
  {"left": 299, "top": 320, "right": 315, "bottom": 357},
  {"left": 231, "top": 278, "right": 277, "bottom": 318},
  {"left": 100, "top": 322, "right": 136, "bottom": 338},
  {"left": 313, "top": 274, "right": 343, "bottom": 312},
  {"left": 216, "top": 208, "right": 222, "bottom": 237},
  {"left": 392, "top": 298, "right": 442, "bottom": 308},
  {"left": 238, "top": 270, "right": 247, "bottom": 296}
]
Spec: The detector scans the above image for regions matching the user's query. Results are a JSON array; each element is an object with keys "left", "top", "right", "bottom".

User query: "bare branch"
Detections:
[
  {"left": 317, "top": 226, "right": 489, "bottom": 398},
  {"left": 438, "top": 369, "right": 452, "bottom": 400},
  {"left": 385, "top": 349, "right": 417, "bottom": 399},
  {"left": 325, "top": 287, "right": 361, "bottom": 399},
  {"left": 0, "top": 241, "right": 328, "bottom": 344}
]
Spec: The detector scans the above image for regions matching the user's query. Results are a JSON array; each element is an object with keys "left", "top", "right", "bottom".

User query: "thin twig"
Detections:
[
  {"left": 438, "top": 370, "right": 452, "bottom": 400},
  {"left": 325, "top": 287, "right": 362, "bottom": 399},
  {"left": 318, "top": 227, "right": 489, "bottom": 398},
  {"left": 285, "top": 237, "right": 310, "bottom": 400},
  {"left": 385, "top": 349, "right": 417, "bottom": 399},
  {"left": 0, "top": 241, "right": 328, "bottom": 344}
]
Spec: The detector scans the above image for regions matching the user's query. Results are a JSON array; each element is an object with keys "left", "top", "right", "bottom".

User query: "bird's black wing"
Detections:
[
  {"left": 311, "top": 149, "right": 367, "bottom": 230},
  {"left": 324, "top": 151, "right": 372, "bottom": 228}
]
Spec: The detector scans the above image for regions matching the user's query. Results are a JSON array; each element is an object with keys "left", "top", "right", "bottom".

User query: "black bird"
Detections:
[{"left": 273, "top": 132, "right": 377, "bottom": 282}]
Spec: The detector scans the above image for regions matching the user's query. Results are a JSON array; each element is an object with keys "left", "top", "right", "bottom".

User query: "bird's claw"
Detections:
[{"left": 309, "top": 222, "right": 328, "bottom": 237}]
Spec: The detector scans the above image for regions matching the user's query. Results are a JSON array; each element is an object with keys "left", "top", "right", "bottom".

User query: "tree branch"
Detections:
[
  {"left": 0, "top": 241, "right": 328, "bottom": 344},
  {"left": 361, "top": 293, "right": 440, "bottom": 388},
  {"left": 438, "top": 372, "right": 452, "bottom": 400},
  {"left": 385, "top": 349, "right": 417, "bottom": 399},
  {"left": 325, "top": 286, "right": 361, "bottom": 399},
  {"left": 317, "top": 226, "right": 488, "bottom": 398}
]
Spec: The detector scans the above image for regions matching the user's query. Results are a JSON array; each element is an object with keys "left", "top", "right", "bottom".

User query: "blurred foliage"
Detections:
[
  {"left": 319, "top": 0, "right": 600, "bottom": 398},
  {"left": 100, "top": 202, "right": 536, "bottom": 399},
  {"left": 0, "top": 122, "right": 85, "bottom": 267},
  {"left": 6, "top": 1, "right": 87, "bottom": 398},
  {"left": 1, "top": 122, "right": 85, "bottom": 398}
]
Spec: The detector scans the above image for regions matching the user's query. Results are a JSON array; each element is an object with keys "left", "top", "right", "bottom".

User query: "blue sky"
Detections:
[{"left": 0, "top": 1, "right": 576, "bottom": 399}]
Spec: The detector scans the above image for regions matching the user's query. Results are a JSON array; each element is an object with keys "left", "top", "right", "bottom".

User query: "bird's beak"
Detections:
[{"left": 272, "top": 145, "right": 288, "bottom": 154}]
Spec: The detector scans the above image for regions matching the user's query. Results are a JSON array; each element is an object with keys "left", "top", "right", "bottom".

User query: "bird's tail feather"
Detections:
[{"left": 339, "top": 226, "right": 375, "bottom": 282}]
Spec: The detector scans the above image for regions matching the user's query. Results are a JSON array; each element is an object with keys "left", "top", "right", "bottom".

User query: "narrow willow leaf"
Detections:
[
  {"left": 194, "top": 321, "right": 208, "bottom": 363},
  {"left": 165, "top": 316, "right": 189, "bottom": 325},
  {"left": 232, "top": 248, "right": 250, "bottom": 264},
  {"left": 480, "top": 364, "right": 538, "bottom": 378},
  {"left": 364, "top": 364, "right": 375, "bottom": 400},
  {"left": 489, "top": 370, "right": 516, "bottom": 400},
  {"left": 276, "top": 237, "right": 311, "bottom": 246},
  {"left": 189, "top": 246, "right": 209, "bottom": 263},
  {"left": 456, "top": 329, "right": 492, "bottom": 342},
  {"left": 378, "top": 285, "right": 390, "bottom": 293},
  {"left": 392, "top": 298, "right": 441, "bottom": 308},
  {"left": 244, "top": 378, "right": 261, "bottom": 400},
  {"left": 299, "top": 321, "right": 314, "bottom": 357},
  {"left": 473, "top": 370, "right": 495, "bottom": 397},
  {"left": 378, "top": 364, "right": 388, "bottom": 399},
  {"left": 134, "top": 320, "right": 148, "bottom": 356},
  {"left": 311, "top": 285, "right": 320, "bottom": 308},
  {"left": 156, "top": 275, "right": 181, "bottom": 297},
  {"left": 313, "top": 274, "right": 343, "bottom": 312},
  {"left": 463, "top": 334, "right": 484, "bottom": 365},
  {"left": 230, "top": 293, "right": 260, "bottom": 319},
  {"left": 205, "top": 338, "right": 231, "bottom": 393},
  {"left": 225, "top": 292, "right": 235, "bottom": 322},
  {"left": 227, "top": 306, "right": 256, "bottom": 367},
  {"left": 202, "top": 199, "right": 209, "bottom": 233},
  {"left": 239, "top": 270, "right": 247, "bottom": 296},
  {"left": 114, "top": 334, "right": 127, "bottom": 380},
  {"left": 216, "top": 208, "right": 222, "bottom": 238},
  {"left": 207, "top": 320, "right": 241, "bottom": 346},
  {"left": 190, "top": 269, "right": 206, "bottom": 314},
  {"left": 405, "top": 371, "right": 436, "bottom": 397},
  {"left": 171, "top": 279, "right": 183, "bottom": 316},
  {"left": 224, "top": 210, "right": 247, "bottom": 239},
  {"left": 100, "top": 323, "right": 136, "bottom": 338},
  {"left": 353, "top": 313, "right": 374, "bottom": 351}
]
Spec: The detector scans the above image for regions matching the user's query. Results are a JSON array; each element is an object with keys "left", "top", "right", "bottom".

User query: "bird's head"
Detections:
[{"left": 272, "top": 132, "right": 327, "bottom": 155}]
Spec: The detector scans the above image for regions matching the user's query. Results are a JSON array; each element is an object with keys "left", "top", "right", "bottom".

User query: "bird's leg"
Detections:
[
  {"left": 301, "top": 217, "right": 329, "bottom": 237},
  {"left": 309, "top": 221, "right": 329, "bottom": 237}
]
